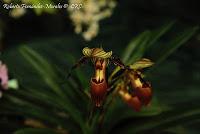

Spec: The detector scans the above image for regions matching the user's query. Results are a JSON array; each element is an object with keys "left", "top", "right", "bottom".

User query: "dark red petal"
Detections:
[
  {"left": 134, "top": 86, "right": 152, "bottom": 105},
  {"left": 126, "top": 96, "right": 142, "bottom": 111},
  {"left": 90, "top": 78, "right": 108, "bottom": 107}
]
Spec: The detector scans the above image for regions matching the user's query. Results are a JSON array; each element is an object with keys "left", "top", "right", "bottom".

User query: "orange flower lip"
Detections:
[
  {"left": 120, "top": 71, "right": 152, "bottom": 108},
  {"left": 127, "top": 96, "right": 141, "bottom": 111},
  {"left": 129, "top": 73, "right": 152, "bottom": 105},
  {"left": 134, "top": 86, "right": 152, "bottom": 105},
  {"left": 90, "top": 78, "right": 108, "bottom": 107},
  {"left": 90, "top": 58, "right": 108, "bottom": 107}
]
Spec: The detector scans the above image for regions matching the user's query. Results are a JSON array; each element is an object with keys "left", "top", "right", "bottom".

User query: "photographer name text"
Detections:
[{"left": 3, "top": 3, "right": 83, "bottom": 10}]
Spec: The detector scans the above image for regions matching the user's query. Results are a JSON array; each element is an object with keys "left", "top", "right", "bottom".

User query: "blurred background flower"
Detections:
[
  {"left": 0, "top": 61, "right": 8, "bottom": 90},
  {"left": 68, "top": 0, "right": 116, "bottom": 41},
  {"left": 0, "top": 61, "right": 18, "bottom": 97}
]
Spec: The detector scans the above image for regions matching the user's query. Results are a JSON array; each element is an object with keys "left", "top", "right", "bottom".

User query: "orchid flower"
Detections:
[{"left": 69, "top": 47, "right": 126, "bottom": 107}]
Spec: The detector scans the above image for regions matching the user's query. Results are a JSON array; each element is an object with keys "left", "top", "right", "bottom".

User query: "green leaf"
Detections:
[
  {"left": 147, "top": 20, "right": 176, "bottom": 49},
  {"left": 111, "top": 102, "right": 200, "bottom": 134},
  {"left": 110, "top": 31, "right": 151, "bottom": 82},
  {"left": 19, "top": 46, "right": 88, "bottom": 133},
  {"left": 122, "top": 21, "right": 175, "bottom": 65},
  {"left": 67, "top": 54, "right": 89, "bottom": 89},
  {"left": 14, "top": 128, "right": 57, "bottom": 134},
  {"left": 122, "top": 31, "right": 151, "bottom": 64},
  {"left": 155, "top": 26, "right": 199, "bottom": 65},
  {"left": 3, "top": 93, "right": 81, "bottom": 133},
  {"left": 4, "top": 96, "right": 62, "bottom": 125},
  {"left": 19, "top": 46, "right": 61, "bottom": 95},
  {"left": 127, "top": 34, "right": 150, "bottom": 64},
  {"left": 102, "top": 97, "right": 169, "bottom": 134}
]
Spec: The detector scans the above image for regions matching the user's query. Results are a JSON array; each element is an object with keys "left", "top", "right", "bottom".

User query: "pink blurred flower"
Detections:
[{"left": 0, "top": 61, "right": 8, "bottom": 90}]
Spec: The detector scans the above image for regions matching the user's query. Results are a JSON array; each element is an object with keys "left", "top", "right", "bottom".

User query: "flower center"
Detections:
[{"left": 93, "top": 58, "right": 106, "bottom": 83}]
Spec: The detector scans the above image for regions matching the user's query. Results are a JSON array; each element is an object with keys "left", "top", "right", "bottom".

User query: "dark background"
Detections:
[{"left": 0, "top": 0, "right": 200, "bottom": 133}]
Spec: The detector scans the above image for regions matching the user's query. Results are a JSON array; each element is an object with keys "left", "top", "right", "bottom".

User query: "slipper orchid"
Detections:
[{"left": 69, "top": 47, "right": 126, "bottom": 107}]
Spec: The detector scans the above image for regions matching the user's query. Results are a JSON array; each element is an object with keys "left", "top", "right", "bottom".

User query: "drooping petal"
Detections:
[
  {"left": 134, "top": 86, "right": 152, "bottom": 105},
  {"left": 128, "top": 71, "right": 152, "bottom": 105},
  {"left": 127, "top": 96, "right": 142, "bottom": 111},
  {"left": 119, "top": 90, "right": 142, "bottom": 111}
]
